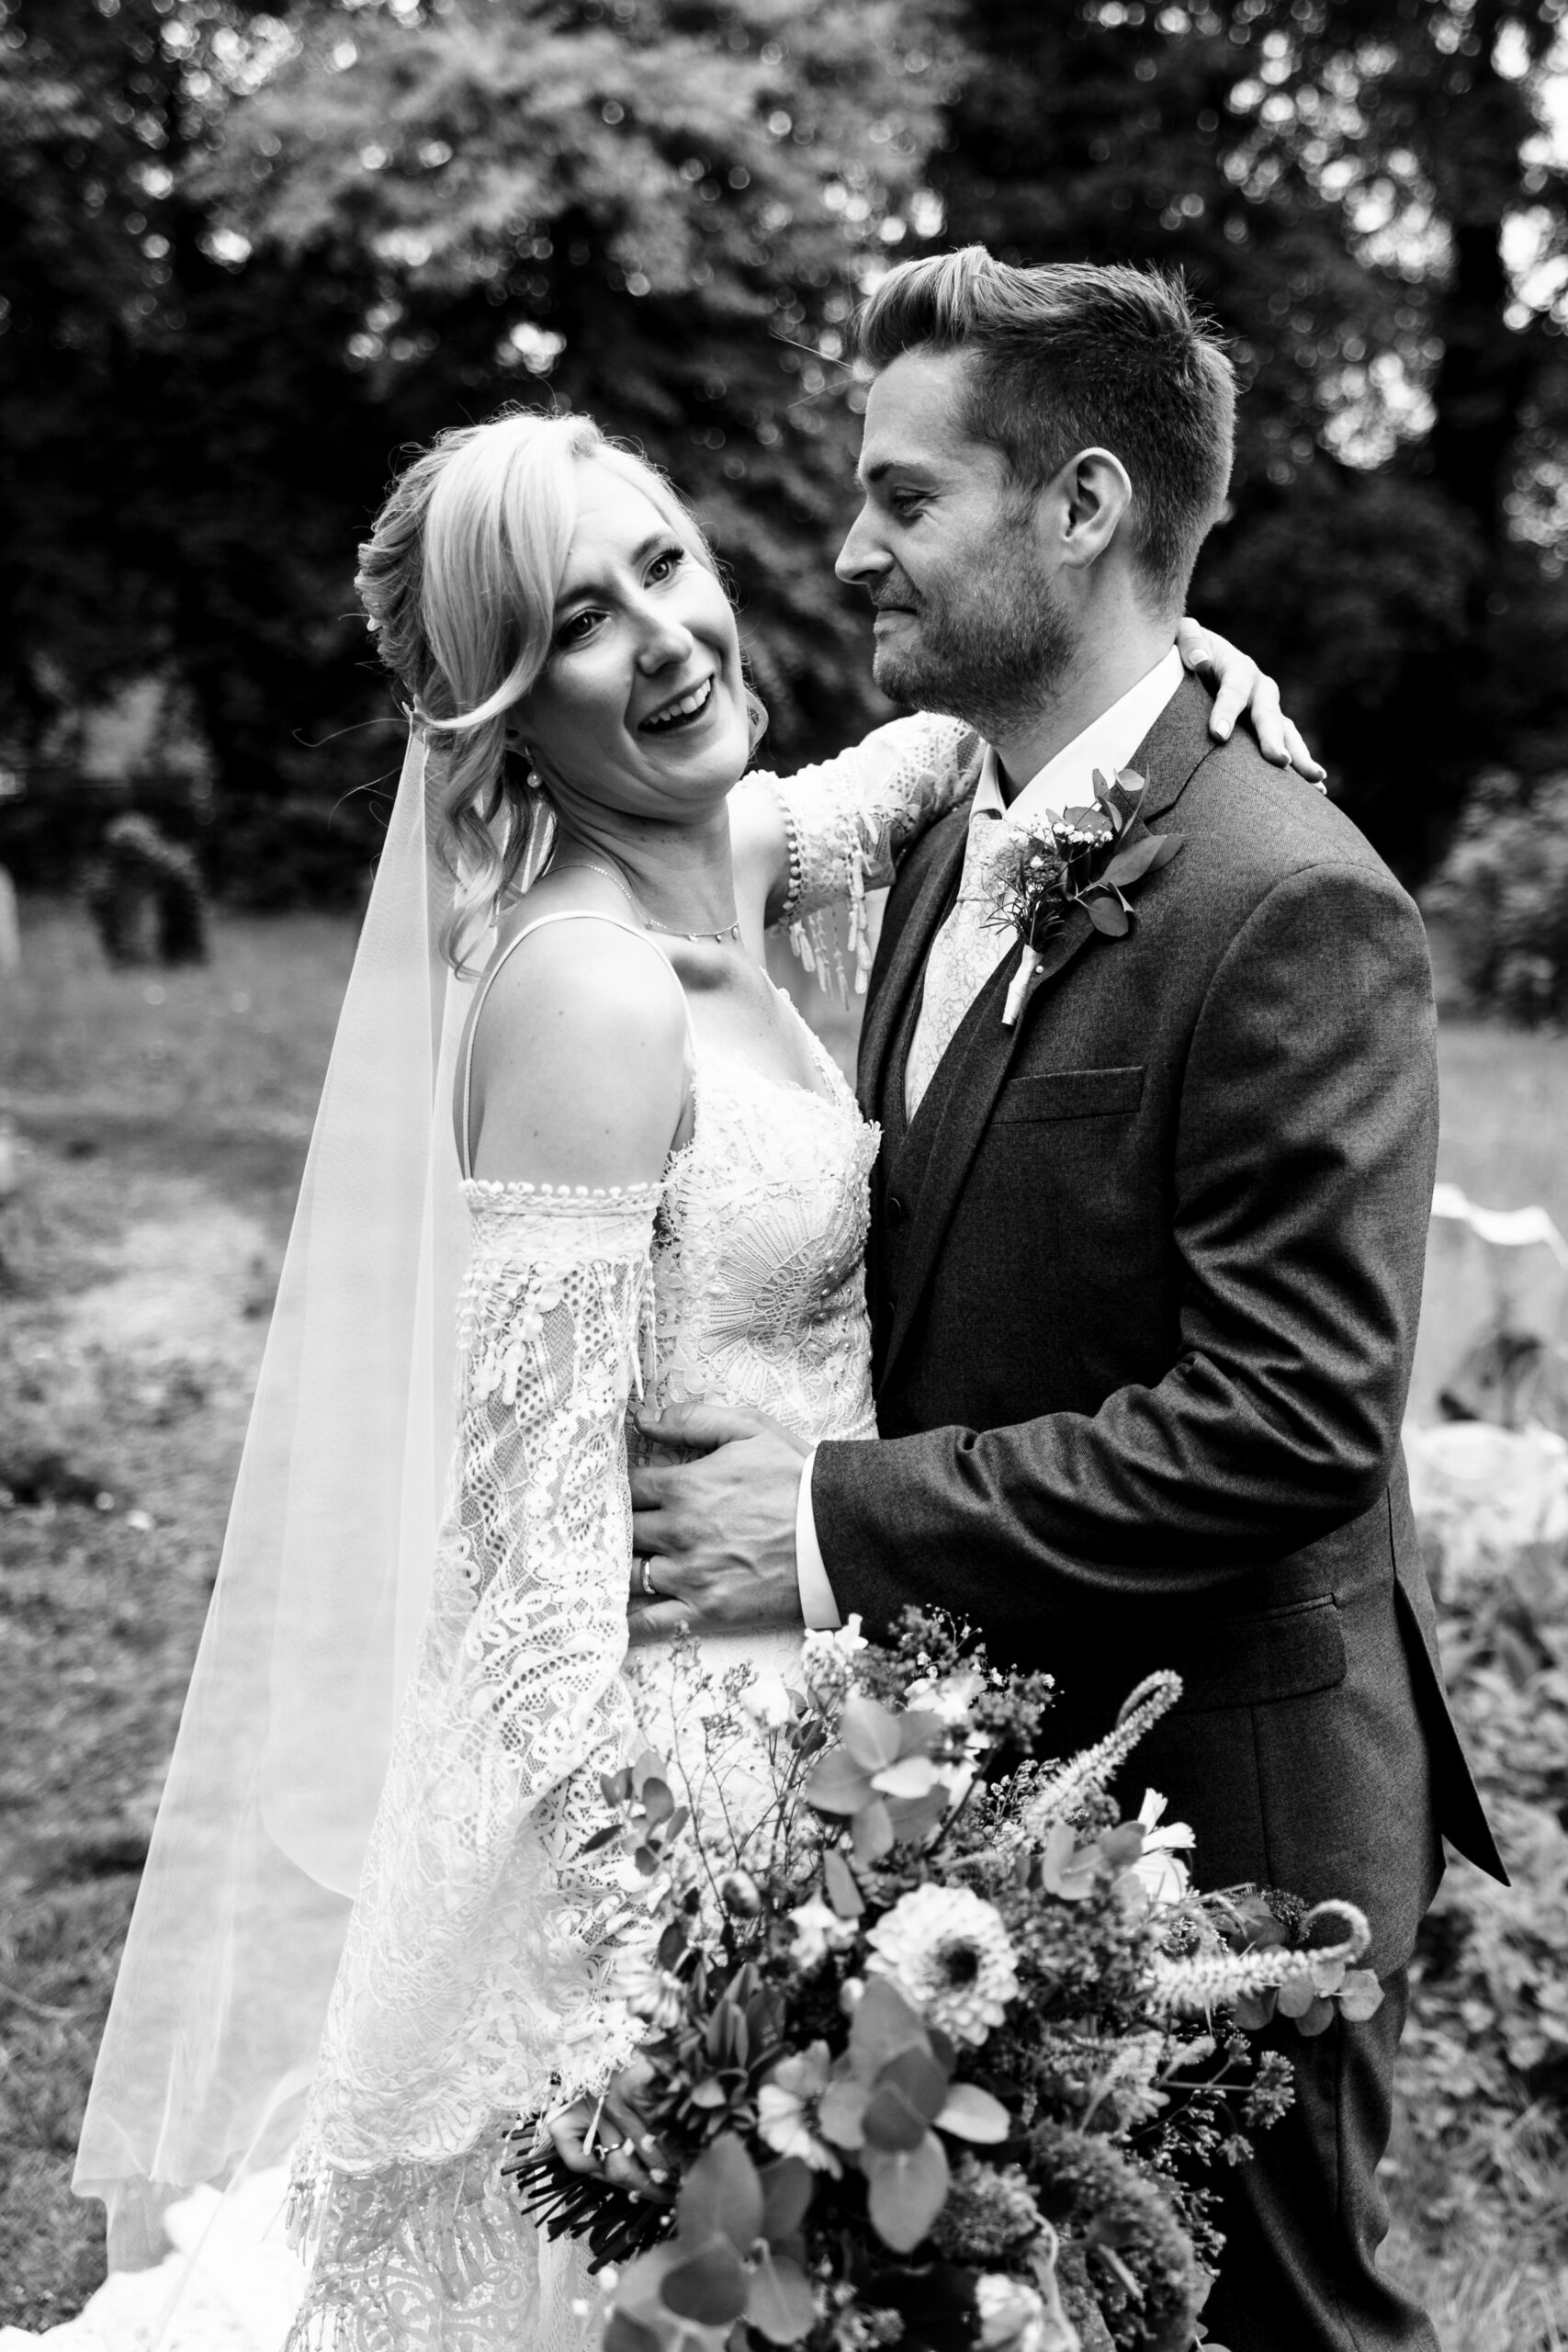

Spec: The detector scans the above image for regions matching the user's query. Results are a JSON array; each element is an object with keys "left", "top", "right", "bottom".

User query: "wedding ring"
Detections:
[{"left": 640, "top": 1559, "right": 660, "bottom": 1600}]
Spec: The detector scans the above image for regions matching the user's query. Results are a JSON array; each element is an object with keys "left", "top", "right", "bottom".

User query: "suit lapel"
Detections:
[
  {"left": 1131, "top": 669, "right": 1219, "bottom": 822},
  {"left": 879, "top": 902, "right": 1098, "bottom": 1391},
  {"left": 877, "top": 669, "right": 1220, "bottom": 1395},
  {"left": 857, "top": 806, "right": 970, "bottom": 1136}
]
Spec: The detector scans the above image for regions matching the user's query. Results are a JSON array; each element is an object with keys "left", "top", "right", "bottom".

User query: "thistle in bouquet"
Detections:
[{"left": 509, "top": 1616, "right": 1381, "bottom": 2352}]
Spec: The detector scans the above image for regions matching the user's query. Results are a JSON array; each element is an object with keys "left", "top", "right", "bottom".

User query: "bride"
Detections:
[{"left": 66, "top": 406, "right": 1307, "bottom": 2349}]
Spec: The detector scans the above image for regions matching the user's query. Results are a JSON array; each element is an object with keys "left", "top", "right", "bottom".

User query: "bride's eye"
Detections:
[
  {"left": 556, "top": 607, "right": 603, "bottom": 650},
  {"left": 647, "top": 544, "right": 685, "bottom": 583}
]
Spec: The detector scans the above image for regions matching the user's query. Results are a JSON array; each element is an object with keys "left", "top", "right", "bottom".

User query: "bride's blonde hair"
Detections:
[{"left": 356, "top": 408, "right": 748, "bottom": 970}]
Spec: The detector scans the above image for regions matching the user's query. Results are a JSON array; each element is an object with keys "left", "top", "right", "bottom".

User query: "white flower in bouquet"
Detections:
[
  {"left": 738, "top": 1663, "right": 795, "bottom": 1732},
  {"left": 866, "top": 1884, "right": 1019, "bottom": 2046},
  {"left": 906, "top": 1662, "right": 985, "bottom": 1724},
  {"left": 787, "top": 1894, "right": 857, "bottom": 1971},
  {"left": 614, "top": 1951, "right": 685, "bottom": 2030},
  {"left": 974, "top": 2273, "right": 1050, "bottom": 2351},
  {"left": 1128, "top": 1788, "right": 1195, "bottom": 1907},
  {"left": 757, "top": 2041, "right": 839, "bottom": 2172},
  {"left": 801, "top": 1612, "right": 868, "bottom": 1698}
]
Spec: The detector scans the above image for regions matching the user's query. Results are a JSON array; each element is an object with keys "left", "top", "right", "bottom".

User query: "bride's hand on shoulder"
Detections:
[
  {"left": 1176, "top": 616, "right": 1326, "bottom": 788},
  {"left": 468, "top": 920, "right": 689, "bottom": 1187}
]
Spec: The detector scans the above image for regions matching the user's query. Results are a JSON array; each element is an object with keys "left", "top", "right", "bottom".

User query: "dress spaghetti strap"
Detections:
[{"left": 458, "top": 909, "right": 692, "bottom": 1180}]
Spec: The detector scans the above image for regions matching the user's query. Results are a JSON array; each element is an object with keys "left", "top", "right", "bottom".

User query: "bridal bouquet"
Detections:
[{"left": 510, "top": 1616, "right": 1380, "bottom": 2352}]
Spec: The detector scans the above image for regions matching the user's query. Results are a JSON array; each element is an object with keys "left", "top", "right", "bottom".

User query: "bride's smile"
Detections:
[{"left": 520, "top": 463, "right": 751, "bottom": 820}]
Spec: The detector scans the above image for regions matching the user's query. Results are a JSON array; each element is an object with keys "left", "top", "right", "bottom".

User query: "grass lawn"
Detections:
[{"left": 1, "top": 898, "right": 1564, "bottom": 2338}]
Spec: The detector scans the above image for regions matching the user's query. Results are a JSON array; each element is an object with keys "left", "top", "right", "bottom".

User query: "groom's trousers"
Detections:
[{"left": 1201, "top": 1968, "right": 1437, "bottom": 2352}]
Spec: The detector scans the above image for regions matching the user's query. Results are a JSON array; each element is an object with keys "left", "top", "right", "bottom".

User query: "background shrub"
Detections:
[{"left": 1424, "top": 772, "right": 1568, "bottom": 1027}]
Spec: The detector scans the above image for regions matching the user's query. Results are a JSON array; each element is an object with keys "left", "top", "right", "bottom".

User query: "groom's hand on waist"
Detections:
[{"left": 626, "top": 1402, "right": 807, "bottom": 1646}]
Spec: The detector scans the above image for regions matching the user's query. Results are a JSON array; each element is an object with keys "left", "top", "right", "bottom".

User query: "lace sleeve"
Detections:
[
  {"left": 295, "top": 1186, "right": 660, "bottom": 2198},
  {"left": 749, "top": 709, "right": 976, "bottom": 995}
]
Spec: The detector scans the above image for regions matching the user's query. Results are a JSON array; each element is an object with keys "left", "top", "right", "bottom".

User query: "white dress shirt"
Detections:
[{"left": 795, "top": 647, "right": 1186, "bottom": 1628}]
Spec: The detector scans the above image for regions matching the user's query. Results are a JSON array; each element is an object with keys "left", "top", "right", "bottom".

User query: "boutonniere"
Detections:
[{"left": 993, "top": 767, "right": 1185, "bottom": 1026}]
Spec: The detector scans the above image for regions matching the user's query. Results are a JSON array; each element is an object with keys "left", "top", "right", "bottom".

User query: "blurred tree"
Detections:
[
  {"left": 0, "top": 0, "right": 396, "bottom": 896},
  {"left": 921, "top": 0, "right": 1568, "bottom": 875},
  {"left": 2, "top": 0, "right": 944, "bottom": 892},
  {"left": 9, "top": 0, "right": 1568, "bottom": 895},
  {"left": 206, "top": 0, "right": 947, "bottom": 766}
]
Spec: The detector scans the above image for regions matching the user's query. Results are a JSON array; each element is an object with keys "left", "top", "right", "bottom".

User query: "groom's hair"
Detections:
[{"left": 854, "top": 248, "right": 1235, "bottom": 613}]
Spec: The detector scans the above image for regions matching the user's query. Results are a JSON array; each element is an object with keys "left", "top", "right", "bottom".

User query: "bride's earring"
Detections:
[{"left": 505, "top": 725, "right": 543, "bottom": 793}]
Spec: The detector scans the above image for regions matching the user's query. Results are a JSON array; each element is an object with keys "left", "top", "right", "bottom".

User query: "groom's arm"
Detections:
[{"left": 811, "top": 857, "right": 1438, "bottom": 1645}]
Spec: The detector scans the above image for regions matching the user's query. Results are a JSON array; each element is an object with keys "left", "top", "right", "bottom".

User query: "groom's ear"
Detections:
[{"left": 1050, "top": 447, "right": 1134, "bottom": 573}]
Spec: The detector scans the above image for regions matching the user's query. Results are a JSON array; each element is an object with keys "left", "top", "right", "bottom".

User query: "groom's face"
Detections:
[{"left": 837, "top": 347, "right": 1074, "bottom": 731}]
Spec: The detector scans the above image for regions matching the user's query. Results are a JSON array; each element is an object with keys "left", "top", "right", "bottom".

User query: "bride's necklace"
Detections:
[{"left": 547, "top": 857, "right": 742, "bottom": 945}]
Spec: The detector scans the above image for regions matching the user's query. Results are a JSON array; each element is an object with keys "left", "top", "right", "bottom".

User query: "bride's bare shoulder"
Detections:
[{"left": 467, "top": 910, "right": 689, "bottom": 1189}]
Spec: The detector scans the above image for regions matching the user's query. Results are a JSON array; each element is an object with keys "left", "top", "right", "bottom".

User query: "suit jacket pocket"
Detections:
[
  {"left": 991, "top": 1065, "right": 1145, "bottom": 1125},
  {"left": 1170, "top": 1595, "right": 1348, "bottom": 1714}
]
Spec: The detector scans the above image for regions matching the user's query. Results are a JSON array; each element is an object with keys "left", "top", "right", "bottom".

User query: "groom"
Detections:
[{"left": 628, "top": 249, "right": 1503, "bottom": 2349}]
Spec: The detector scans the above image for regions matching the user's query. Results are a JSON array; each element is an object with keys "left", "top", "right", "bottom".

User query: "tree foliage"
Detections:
[
  {"left": 7, "top": 0, "right": 1568, "bottom": 891},
  {"left": 925, "top": 0, "right": 1568, "bottom": 869}
]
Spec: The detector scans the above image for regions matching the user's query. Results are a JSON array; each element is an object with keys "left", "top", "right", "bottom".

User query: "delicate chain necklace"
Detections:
[{"left": 547, "top": 858, "right": 741, "bottom": 945}]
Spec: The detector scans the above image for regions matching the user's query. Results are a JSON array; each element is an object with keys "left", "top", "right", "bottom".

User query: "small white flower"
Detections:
[
  {"left": 757, "top": 2041, "right": 839, "bottom": 2172},
  {"left": 1128, "top": 1789, "right": 1195, "bottom": 1907},
  {"left": 905, "top": 1665, "right": 982, "bottom": 1726},
  {"left": 739, "top": 1665, "right": 794, "bottom": 1731},
  {"left": 866, "top": 1884, "right": 1018, "bottom": 2047},
  {"left": 614, "top": 1950, "right": 684, "bottom": 2030},
  {"left": 802, "top": 1613, "right": 868, "bottom": 1697},
  {"left": 975, "top": 2274, "right": 1048, "bottom": 2351},
  {"left": 788, "top": 1895, "right": 857, "bottom": 1971}
]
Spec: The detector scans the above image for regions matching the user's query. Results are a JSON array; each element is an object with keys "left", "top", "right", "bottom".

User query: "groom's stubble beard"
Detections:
[{"left": 871, "top": 518, "right": 1077, "bottom": 743}]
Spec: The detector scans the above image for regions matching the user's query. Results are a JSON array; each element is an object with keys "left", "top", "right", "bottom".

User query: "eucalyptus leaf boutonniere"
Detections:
[{"left": 993, "top": 766, "right": 1185, "bottom": 1027}]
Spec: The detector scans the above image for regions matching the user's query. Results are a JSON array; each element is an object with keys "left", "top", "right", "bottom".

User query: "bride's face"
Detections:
[{"left": 519, "top": 461, "right": 750, "bottom": 825}]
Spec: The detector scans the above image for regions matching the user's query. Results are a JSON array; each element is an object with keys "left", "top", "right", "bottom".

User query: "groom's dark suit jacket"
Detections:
[{"left": 813, "top": 674, "right": 1503, "bottom": 1970}]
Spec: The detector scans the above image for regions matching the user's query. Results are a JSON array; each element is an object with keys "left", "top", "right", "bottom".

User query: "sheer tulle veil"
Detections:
[{"left": 75, "top": 728, "right": 496, "bottom": 2264}]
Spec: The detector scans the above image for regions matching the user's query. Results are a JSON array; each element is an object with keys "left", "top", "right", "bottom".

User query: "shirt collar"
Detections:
[{"left": 972, "top": 645, "right": 1186, "bottom": 826}]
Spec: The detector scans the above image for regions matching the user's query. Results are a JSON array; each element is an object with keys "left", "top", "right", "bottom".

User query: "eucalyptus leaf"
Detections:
[
  {"left": 875, "top": 2045, "right": 951, "bottom": 2123},
  {"left": 804, "top": 1750, "right": 874, "bottom": 1815},
  {"left": 849, "top": 1975, "right": 929, "bottom": 2078},
  {"left": 660, "top": 2233, "right": 750, "bottom": 2326},
  {"left": 863, "top": 2078, "right": 939, "bottom": 2155},
  {"left": 1101, "top": 831, "right": 1175, "bottom": 889},
  {"left": 838, "top": 1692, "right": 903, "bottom": 1772},
  {"left": 870, "top": 1752, "right": 942, "bottom": 1800},
  {"left": 675, "top": 2132, "right": 763, "bottom": 2256},
  {"left": 639, "top": 1777, "right": 675, "bottom": 1826},
  {"left": 604, "top": 2310, "right": 662, "bottom": 2352},
  {"left": 933, "top": 2082, "right": 1011, "bottom": 2143},
  {"left": 864, "top": 2130, "right": 950, "bottom": 2253},
  {"left": 747, "top": 2245, "right": 817, "bottom": 2345},
  {"left": 1085, "top": 893, "right": 1131, "bottom": 937},
  {"left": 818, "top": 2076, "right": 870, "bottom": 2150},
  {"left": 1336, "top": 1968, "right": 1385, "bottom": 2023},
  {"left": 759, "top": 2154, "right": 815, "bottom": 2245},
  {"left": 852, "top": 1794, "right": 896, "bottom": 1866},
  {"left": 822, "top": 1847, "right": 863, "bottom": 1918}
]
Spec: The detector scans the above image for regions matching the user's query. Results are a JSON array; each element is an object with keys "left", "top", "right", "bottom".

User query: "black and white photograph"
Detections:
[{"left": 2, "top": 3, "right": 1566, "bottom": 2347}]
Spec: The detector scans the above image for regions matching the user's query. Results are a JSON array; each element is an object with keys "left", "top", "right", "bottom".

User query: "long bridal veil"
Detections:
[{"left": 74, "top": 729, "right": 483, "bottom": 2267}]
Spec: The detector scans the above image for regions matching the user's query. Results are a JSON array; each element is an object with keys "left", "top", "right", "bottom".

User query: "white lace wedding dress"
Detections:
[{"left": 24, "top": 714, "right": 970, "bottom": 2352}]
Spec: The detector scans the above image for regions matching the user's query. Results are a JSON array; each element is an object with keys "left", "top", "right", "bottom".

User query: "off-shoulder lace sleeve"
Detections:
[
  {"left": 287, "top": 1187, "right": 661, "bottom": 2334},
  {"left": 749, "top": 710, "right": 976, "bottom": 995}
]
